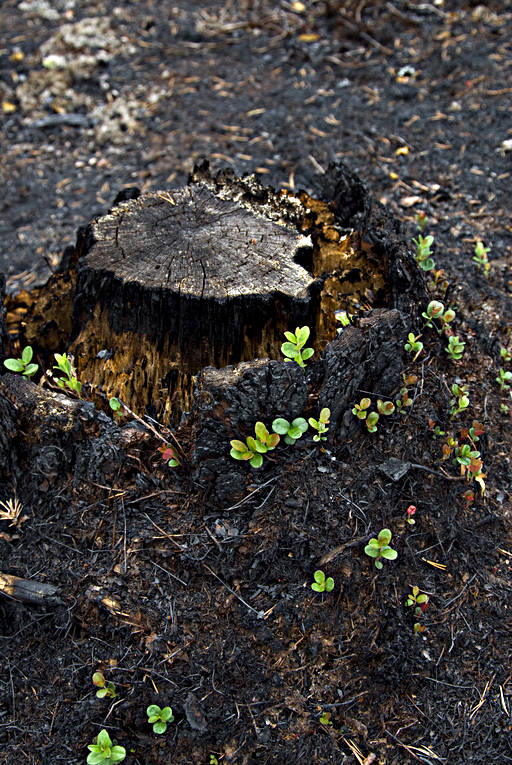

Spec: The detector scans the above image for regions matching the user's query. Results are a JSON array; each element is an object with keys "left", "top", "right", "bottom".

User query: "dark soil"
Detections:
[{"left": 1, "top": 1, "right": 512, "bottom": 764}]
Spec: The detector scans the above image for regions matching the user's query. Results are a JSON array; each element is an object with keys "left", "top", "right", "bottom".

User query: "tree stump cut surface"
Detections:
[{"left": 72, "top": 187, "right": 316, "bottom": 419}]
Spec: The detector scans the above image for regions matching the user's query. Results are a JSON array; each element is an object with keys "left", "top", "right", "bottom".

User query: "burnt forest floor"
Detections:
[{"left": 1, "top": 1, "right": 512, "bottom": 763}]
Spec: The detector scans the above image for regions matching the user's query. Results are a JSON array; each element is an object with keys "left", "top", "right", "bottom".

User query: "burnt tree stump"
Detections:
[
  {"left": 2, "top": 161, "right": 427, "bottom": 500},
  {"left": 71, "top": 185, "right": 317, "bottom": 420}
]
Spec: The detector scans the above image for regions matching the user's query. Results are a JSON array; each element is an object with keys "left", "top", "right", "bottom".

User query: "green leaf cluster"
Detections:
[
  {"left": 445, "top": 336, "right": 465, "bottom": 361},
  {"left": 404, "top": 332, "right": 423, "bottom": 360},
  {"left": 450, "top": 382, "right": 469, "bottom": 417},
  {"left": 92, "top": 671, "right": 117, "bottom": 699},
  {"left": 3, "top": 345, "right": 39, "bottom": 378},
  {"left": 230, "top": 422, "right": 280, "bottom": 468},
  {"left": 364, "top": 529, "right": 398, "bottom": 570},
  {"left": 413, "top": 234, "right": 435, "bottom": 271},
  {"left": 311, "top": 570, "right": 334, "bottom": 593},
  {"left": 272, "top": 417, "right": 308, "bottom": 445},
  {"left": 422, "top": 300, "right": 455, "bottom": 334},
  {"left": 147, "top": 704, "right": 174, "bottom": 734},
  {"left": 308, "top": 407, "right": 330, "bottom": 441},
  {"left": 53, "top": 352, "right": 82, "bottom": 397},
  {"left": 87, "top": 729, "right": 126, "bottom": 764},
  {"left": 352, "top": 398, "right": 394, "bottom": 433},
  {"left": 281, "top": 326, "right": 314, "bottom": 368}
]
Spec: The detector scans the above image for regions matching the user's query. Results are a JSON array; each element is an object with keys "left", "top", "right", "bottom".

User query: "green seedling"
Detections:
[
  {"left": 3, "top": 345, "right": 39, "bottom": 378},
  {"left": 376, "top": 400, "right": 395, "bottom": 416},
  {"left": 496, "top": 368, "right": 512, "bottom": 391},
  {"left": 364, "top": 529, "right": 398, "bottom": 570},
  {"left": 404, "top": 332, "right": 423, "bottom": 360},
  {"left": 413, "top": 234, "right": 435, "bottom": 271},
  {"left": 405, "top": 504, "right": 416, "bottom": 525},
  {"left": 87, "top": 729, "right": 126, "bottom": 764},
  {"left": 450, "top": 382, "right": 469, "bottom": 417},
  {"left": 272, "top": 416, "right": 308, "bottom": 445},
  {"left": 281, "top": 326, "right": 314, "bottom": 368},
  {"left": 406, "top": 586, "right": 429, "bottom": 616},
  {"left": 319, "top": 710, "right": 333, "bottom": 726},
  {"left": 92, "top": 671, "right": 117, "bottom": 699},
  {"left": 308, "top": 407, "right": 330, "bottom": 441},
  {"left": 422, "top": 300, "right": 455, "bottom": 334},
  {"left": 335, "top": 309, "right": 352, "bottom": 332},
  {"left": 109, "top": 397, "right": 123, "bottom": 419},
  {"left": 473, "top": 240, "right": 490, "bottom": 274},
  {"left": 230, "top": 422, "right": 280, "bottom": 468},
  {"left": 365, "top": 411, "right": 379, "bottom": 433},
  {"left": 445, "top": 336, "right": 465, "bottom": 361},
  {"left": 500, "top": 346, "right": 511, "bottom": 363},
  {"left": 352, "top": 397, "right": 371, "bottom": 420},
  {"left": 53, "top": 352, "right": 82, "bottom": 397},
  {"left": 210, "top": 757, "right": 219, "bottom": 765},
  {"left": 395, "top": 374, "right": 417, "bottom": 413},
  {"left": 311, "top": 570, "right": 334, "bottom": 593},
  {"left": 428, "top": 420, "right": 445, "bottom": 439},
  {"left": 158, "top": 444, "right": 179, "bottom": 467},
  {"left": 414, "top": 211, "right": 427, "bottom": 232},
  {"left": 500, "top": 403, "right": 510, "bottom": 415},
  {"left": 146, "top": 704, "right": 174, "bottom": 734},
  {"left": 414, "top": 622, "right": 426, "bottom": 634}
]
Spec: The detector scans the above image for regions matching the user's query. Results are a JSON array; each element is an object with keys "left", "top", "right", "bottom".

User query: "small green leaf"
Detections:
[
  {"left": 160, "top": 707, "right": 174, "bottom": 722},
  {"left": 267, "top": 433, "right": 280, "bottom": 449},
  {"left": 87, "top": 752, "right": 105, "bottom": 765},
  {"left": 3, "top": 358, "right": 24, "bottom": 372},
  {"left": 153, "top": 721, "right": 167, "bottom": 734},
  {"left": 325, "top": 577, "right": 334, "bottom": 592},
  {"left": 292, "top": 418, "right": 308, "bottom": 432},
  {"left": 380, "top": 547, "right": 398, "bottom": 560},
  {"left": 250, "top": 453, "right": 263, "bottom": 468},
  {"left": 288, "top": 426, "right": 302, "bottom": 439},
  {"left": 311, "top": 582, "right": 323, "bottom": 592},
  {"left": 272, "top": 418, "right": 290, "bottom": 434},
  {"left": 364, "top": 544, "right": 379, "bottom": 558},
  {"left": 110, "top": 748, "right": 127, "bottom": 763},
  {"left": 147, "top": 705, "right": 161, "bottom": 717},
  {"left": 378, "top": 529, "right": 392, "bottom": 545},
  {"left": 281, "top": 342, "right": 299, "bottom": 357},
  {"left": 284, "top": 331, "right": 297, "bottom": 343},
  {"left": 23, "top": 363, "right": 39, "bottom": 377},
  {"left": 254, "top": 422, "right": 268, "bottom": 441},
  {"left": 319, "top": 408, "right": 330, "bottom": 422},
  {"left": 109, "top": 397, "right": 121, "bottom": 411},
  {"left": 246, "top": 436, "right": 258, "bottom": 452},
  {"left": 302, "top": 347, "right": 314, "bottom": 360},
  {"left": 375, "top": 559, "right": 383, "bottom": 569},
  {"left": 313, "top": 570, "right": 325, "bottom": 584},
  {"left": 295, "top": 326, "right": 310, "bottom": 346},
  {"left": 21, "top": 346, "right": 33, "bottom": 364}
]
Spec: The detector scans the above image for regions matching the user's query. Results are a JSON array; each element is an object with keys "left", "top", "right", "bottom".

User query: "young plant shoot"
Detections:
[
  {"left": 281, "top": 326, "right": 314, "bottom": 368},
  {"left": 308, "top": 408, "right": 330, "bottom": 441},
  {"left": 146, "top": 704, "right": 174, "bottom": 734},
  {"left": 364, "top": 529, "right": 398, "bottom": 569},
  {"left": 272, "top": 417, "right": 308, "bottom": 445},
  {"left": 311, "top": 570, "right": 334, "bottom": 593},
  {"left": 87, "top": 729, "right": 126, "bottom": 764},
  {"left": 3, "top": 345, "right": 39, "bottom": 378}
]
